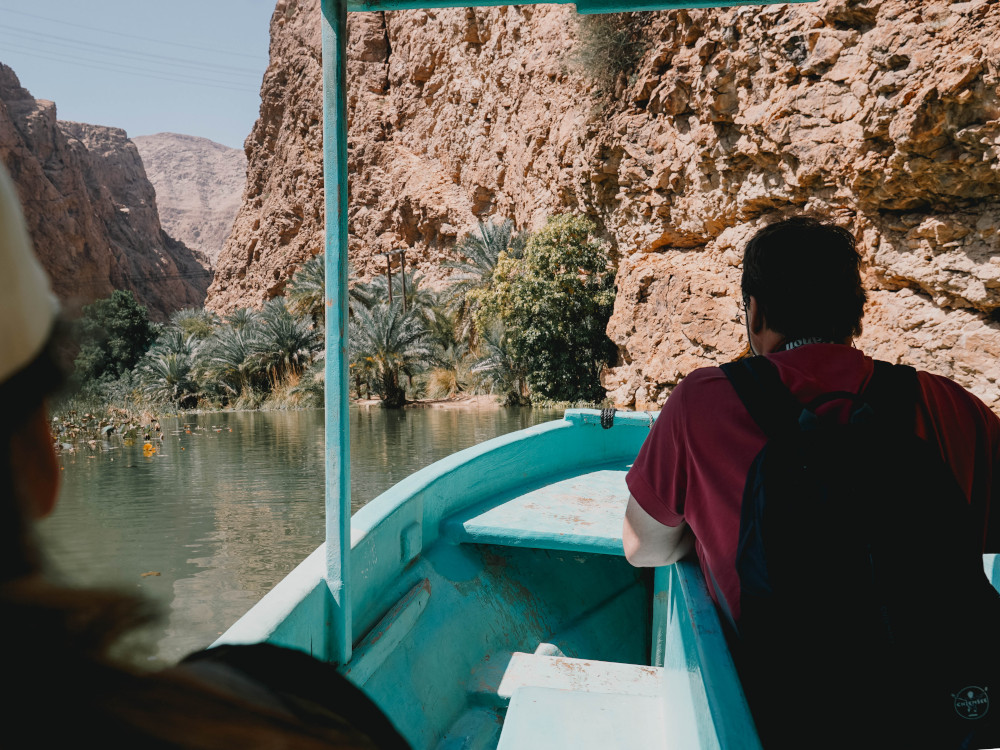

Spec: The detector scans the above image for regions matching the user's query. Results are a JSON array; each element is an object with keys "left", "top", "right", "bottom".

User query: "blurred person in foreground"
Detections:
[{"left": 0, "top": 162, "right": 409, "bottom": 749}]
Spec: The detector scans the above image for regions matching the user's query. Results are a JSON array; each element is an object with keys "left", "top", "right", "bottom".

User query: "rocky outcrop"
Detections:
[
  {"left": 0, "top": 64, "right": 210, "bottom": 321},
  {"left": 133, "top": 133, "right": 246, "bottom": 266},
  {"left": 208, "top": 0, "right": 1000, "bottom": 412}
]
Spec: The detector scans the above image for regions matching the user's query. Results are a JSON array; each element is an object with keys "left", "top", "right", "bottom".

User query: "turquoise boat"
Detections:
[
  {"left": 216, "top": 0, "right": 1000, "bottom": 746},
  {"left": 219, "top": 408, "right": 766, "bottom": 747}
]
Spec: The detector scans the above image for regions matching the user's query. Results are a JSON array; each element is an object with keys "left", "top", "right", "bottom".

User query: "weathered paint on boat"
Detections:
[{"left": 218, "top": 396, "right": 1000, "bottom": 747}]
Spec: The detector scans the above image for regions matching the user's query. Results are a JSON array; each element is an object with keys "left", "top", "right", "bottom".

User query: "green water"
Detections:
[{"left": 40, "top": 405, "right": 561, "bottom": 664}]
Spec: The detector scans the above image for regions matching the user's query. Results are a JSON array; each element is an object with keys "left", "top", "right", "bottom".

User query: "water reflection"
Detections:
[{"left": 41, "top": 405, "right": 560, "bottom": 663}]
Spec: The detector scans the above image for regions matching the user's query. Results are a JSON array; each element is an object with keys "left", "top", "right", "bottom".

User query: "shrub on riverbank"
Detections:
[
  {"left": 72, "top": 290, "right": 159, "bottom": 387},
  {"left": 473, "top": 214, "right": 617, "bottom": 404}
]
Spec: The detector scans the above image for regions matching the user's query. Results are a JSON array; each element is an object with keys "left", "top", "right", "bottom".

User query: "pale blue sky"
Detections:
[{"left": 0, "top": 1, "right": 277, "bottom": 149}]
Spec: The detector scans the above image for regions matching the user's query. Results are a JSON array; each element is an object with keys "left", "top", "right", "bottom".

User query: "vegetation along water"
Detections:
[{"left": 61, "top": 214, "right": 617, "bottom": 420}]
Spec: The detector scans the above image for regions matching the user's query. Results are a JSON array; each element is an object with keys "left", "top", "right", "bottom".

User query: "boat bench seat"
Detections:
[
  {"left": 494, "top": 652, "right": 666, "bottom": 750},
  {"left": 498, "top": 687, "right": 665, "bottom": 750},
  {"left": 441, "top": 466, "right": 630, "bottom": 556}
]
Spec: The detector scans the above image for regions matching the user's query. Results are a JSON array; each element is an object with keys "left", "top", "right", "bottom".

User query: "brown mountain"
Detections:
[
  {"left": 0, "top": 63, "right": 211, "bottom": 321},
  {"left": 133, "top": 132, "right": 247, "bottom": 266},
  {"left": 207, "top": 0, "right": 1000, "bottom": 412}
]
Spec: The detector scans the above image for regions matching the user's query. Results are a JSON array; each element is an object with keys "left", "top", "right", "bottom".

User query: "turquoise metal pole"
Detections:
[{"left": 321, "top": 0, "right": 351, "bottom": 665}]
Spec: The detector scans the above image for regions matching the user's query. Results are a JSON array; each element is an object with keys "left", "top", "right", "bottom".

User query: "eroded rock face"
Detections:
[
  {"left": 209, "top": 0, "right": 1000, "bottom": 411},
  {"left": 0, "top": 64, "right": 210, "bottom": 321},
  {"left": 133, "top": 133, "right": 246, "bottom": 266}
]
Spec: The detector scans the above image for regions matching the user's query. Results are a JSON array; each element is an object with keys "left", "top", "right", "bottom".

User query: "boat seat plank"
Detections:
[
  {"left": 497, "top": 652, "right": 661, "bottom": 700},
  {"left": 441, "top": 466, "right": 631, "bottom": 555},
  {"left": 496, "top": 687, "right": 666, "bottom": 750}
]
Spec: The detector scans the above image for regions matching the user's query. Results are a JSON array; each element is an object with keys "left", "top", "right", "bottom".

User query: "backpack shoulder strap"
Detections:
[
  {"left": 860, "top": 360, "right": 919, "bottom": 431},
  {"left": 720, "top": 356, "right": 803, "bottom": 439}
]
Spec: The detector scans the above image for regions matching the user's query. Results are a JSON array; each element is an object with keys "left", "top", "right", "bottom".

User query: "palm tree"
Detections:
[
  {"left": 470, "top": 323, "right": 529, "bottom": 406},
  {"left": 350, "top": 269, "right": 437, "bottom": 317},
  {"left": 286, "top": 253, "right": 326, "bottom": 325},
  {"left": 203, "top": 320, "right": 265, "bottom": 398},
  {"left": 424, "top": 302, "right": 460, "bottom": 357},
  {"left": 225, "top": 307, "right": 256, "bottom": 331},
  {"left": 169, "top": 308, "right": 219, "bottom": 340},
  {"left": 445, "top": 218, "right": 527, "bottom": 345},
  {"left": 349, "top": 301, "right": 433, "bottom": 408},
  {"left": 139, "top": 351, "right": 200, "bottom": 408},
  {"left": 289, "top": 350, "right": 325, "bottom": 408},
  {"left": 149, "top": 328, "right": 198, "bottom": 358},
  {"left": 425, "top": 342, "right": 470, "bottom": 399},
  {"left": 254, "top": 298, "right": 323, "bottom": 384}
]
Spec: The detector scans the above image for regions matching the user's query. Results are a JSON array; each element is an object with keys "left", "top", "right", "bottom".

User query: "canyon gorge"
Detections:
[
  {"left": 0, "top": 64, "right": 211, "bottom": 321},
  {"left": 207, "top": 0, "right": 1000, "bottom": 412}
]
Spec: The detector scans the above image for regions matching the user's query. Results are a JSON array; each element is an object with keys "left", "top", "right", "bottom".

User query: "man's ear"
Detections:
[{"left": 748, "top": 295, "right": 766, "bottom": 336}]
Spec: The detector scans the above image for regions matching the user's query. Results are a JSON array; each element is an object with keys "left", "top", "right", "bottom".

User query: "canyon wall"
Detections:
[
  {"left": 207, "top": 0, "right": 1000, "bottom": 411},
  {"left": 133, "top": 133, "right": 247, "bottom": 266},
  {"left": 0, "top": 64, "right": 211, "bottom": 321}
]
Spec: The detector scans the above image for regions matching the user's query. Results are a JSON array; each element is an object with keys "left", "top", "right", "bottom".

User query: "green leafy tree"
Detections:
[
  {"left": 349, "top": 301, "right": 433, "bottom": 408},
  {"left": 473, "top": 214, "right": 617, "bottom": 403},
  {"left": 73, "top": 290, "right": 157, "bottom": 384}
]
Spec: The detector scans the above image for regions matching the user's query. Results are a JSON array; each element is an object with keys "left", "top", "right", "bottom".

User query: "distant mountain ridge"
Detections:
[
  {"left": 0, "top": 63, "right": 210, "bottom": 321},
  {"left": 133, "top": 133, "right": 247, "bottom": 267}
]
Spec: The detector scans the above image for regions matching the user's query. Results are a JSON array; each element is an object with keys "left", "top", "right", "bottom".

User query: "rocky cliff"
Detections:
[
  {"left": 207, "top": 0, "right": 1000, "bottom": 411},
  {"left": 133, "top": 133, "right": 247, "bottom": 266},
  {"left": 0, "top": 64, "right": 211, "bottom": 321}
]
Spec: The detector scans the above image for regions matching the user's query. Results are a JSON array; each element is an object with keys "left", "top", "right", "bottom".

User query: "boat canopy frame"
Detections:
[{"left": 320, "top": 0, "right": 816, "bottom": 666}]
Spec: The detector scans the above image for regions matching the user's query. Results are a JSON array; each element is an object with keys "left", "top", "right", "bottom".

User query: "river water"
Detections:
[{"left": 40, "top": 405, "right": 561, "bottom": 664}]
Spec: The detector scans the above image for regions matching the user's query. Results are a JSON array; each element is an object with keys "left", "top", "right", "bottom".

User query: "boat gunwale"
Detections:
[{"left": 217, "top": 408, "right": 655, "bottom": 651}]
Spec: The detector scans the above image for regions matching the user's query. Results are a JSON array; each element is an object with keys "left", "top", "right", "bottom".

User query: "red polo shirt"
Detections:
[{"left": 625, "top": 344, "right": 1000, "bottom": 623}]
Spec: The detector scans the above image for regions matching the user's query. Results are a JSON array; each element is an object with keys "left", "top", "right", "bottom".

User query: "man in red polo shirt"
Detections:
[
  {"left": 622, "top": 217, "right": 1000, "bottom": 621},
  {"left": 622, "top": 218, "right": 1000, "bottom": 749}
]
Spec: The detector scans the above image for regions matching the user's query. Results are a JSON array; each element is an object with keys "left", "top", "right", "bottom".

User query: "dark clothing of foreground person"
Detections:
[
  {"left": 623, "top": 217, "right": 1000, "bottom": 749},
  {"left": 0, "top": 162, "right": 410, "bottom": 749}
]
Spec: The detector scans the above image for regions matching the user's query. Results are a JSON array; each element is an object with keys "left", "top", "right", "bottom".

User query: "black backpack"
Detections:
[{"left": 720, "top": 356, "right": 1000, "bottom": 750}]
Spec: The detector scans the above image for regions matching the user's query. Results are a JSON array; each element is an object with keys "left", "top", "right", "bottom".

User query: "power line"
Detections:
[
  {"left": 0, "top": 37, "right": 260, "bottom": 89},
  {"left": 0, "top": 23, "right": 261, "bottom": 77},
  {"left": 0, "top": 5, "right": 263, "bottom": 60},
  {"left": 2, "top": 45, "right": 259, "bottom": 94}
]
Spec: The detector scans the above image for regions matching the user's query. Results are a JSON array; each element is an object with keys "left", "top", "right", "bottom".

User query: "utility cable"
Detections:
[
  {"left": 0, "top": 24, "right": 261, "bottom": 78},
  {"left": 1, "top": 44, "right": 258, "bottom": 93},
  {"left": 0, "top": 5, "right": 262, "bottom": 60}
]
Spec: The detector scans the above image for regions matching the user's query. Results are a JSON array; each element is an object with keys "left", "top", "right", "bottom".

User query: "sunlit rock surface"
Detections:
[
  {"left": 208, "top": 0, "right": 1000, "bottom": 411},
  {"left": 0, "top": 64, "right": 210, "bottom": 320},
  {"left": 133, "top": 133, "right": 246, "bottom": 267}
]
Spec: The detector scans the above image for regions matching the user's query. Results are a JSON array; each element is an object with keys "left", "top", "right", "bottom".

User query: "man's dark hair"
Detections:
[{"left": 741, "top": 217, "right": 866, "bottom": 343}]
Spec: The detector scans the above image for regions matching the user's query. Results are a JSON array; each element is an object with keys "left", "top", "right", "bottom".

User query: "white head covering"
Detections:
[{"left": 0, "top": 162, "right": 59, "bottom": 384}]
